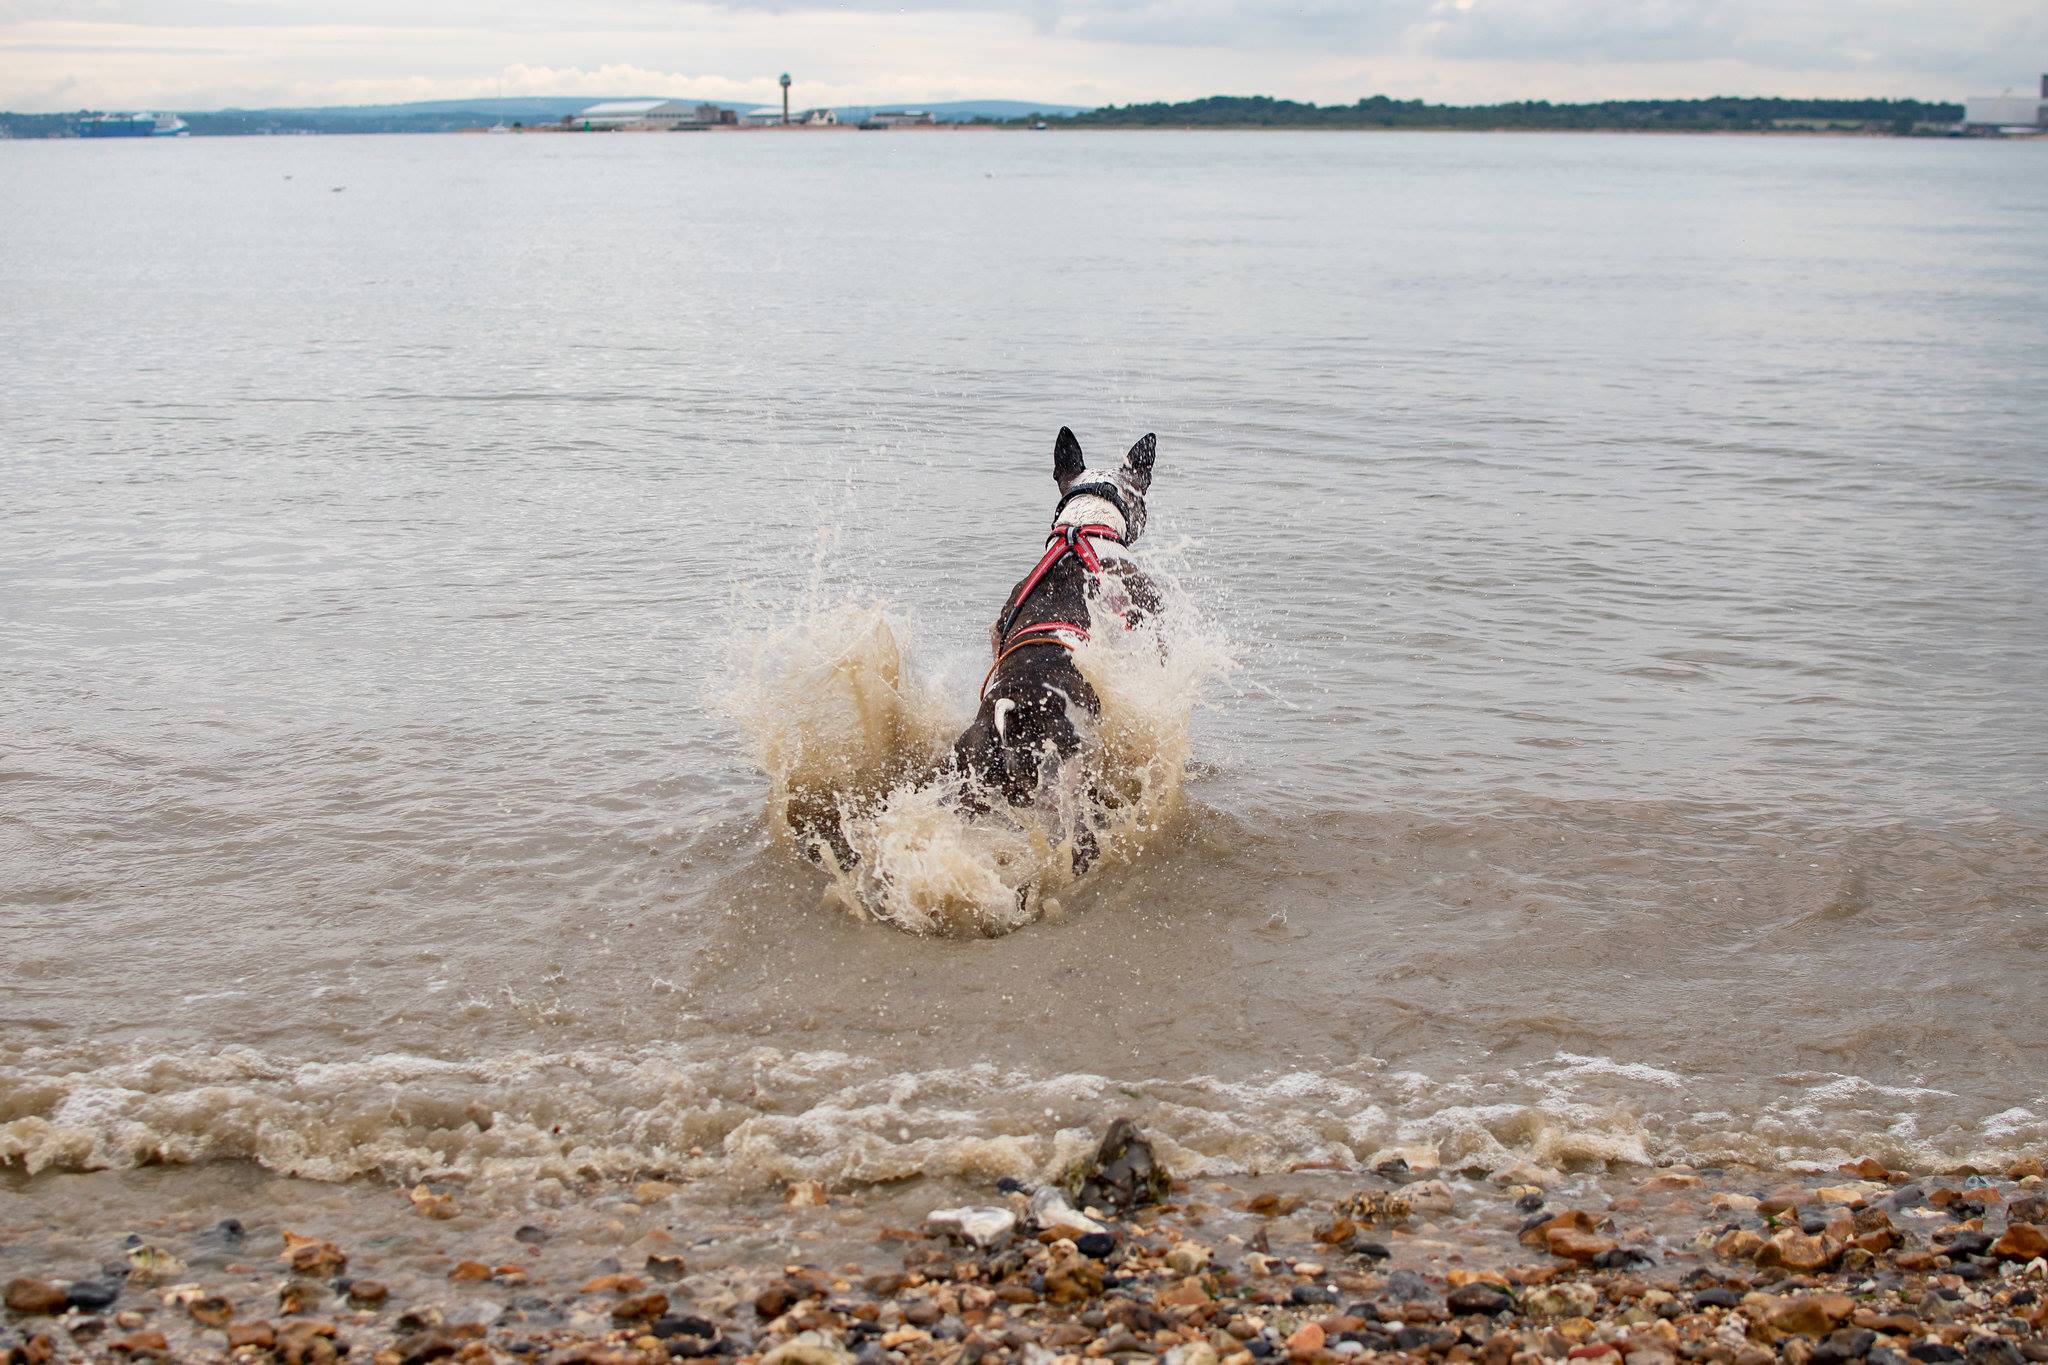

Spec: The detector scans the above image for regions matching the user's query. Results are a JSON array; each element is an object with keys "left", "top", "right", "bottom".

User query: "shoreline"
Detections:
[
  {"left": 11, "top": 123, "right": 2043, "bottom": 142},
  {"left": 5, "top": 1128, "right": 2044, "bottom": 1364}
]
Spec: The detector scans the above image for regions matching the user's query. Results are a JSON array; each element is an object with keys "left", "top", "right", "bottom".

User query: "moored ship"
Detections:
[{"left": 78, "top": 111, "right": 189, "bottom": 138}]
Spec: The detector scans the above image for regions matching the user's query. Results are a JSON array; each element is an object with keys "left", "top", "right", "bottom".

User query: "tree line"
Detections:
[{"left": 1061, "top": 94, "right": 1963, "bottom": 132}]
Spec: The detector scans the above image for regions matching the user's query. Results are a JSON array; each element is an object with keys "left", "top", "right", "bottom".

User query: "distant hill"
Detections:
[
  {"left": 0, "top": 96, "right": 1091, "bottom": 138},
  {"left": 1069, "top": 94, "right": 1964, "bottom": 132}
]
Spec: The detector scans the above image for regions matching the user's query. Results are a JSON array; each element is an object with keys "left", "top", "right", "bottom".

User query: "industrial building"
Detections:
[
  {"left": 860, "top": 110, "right": 937, "bottom": 128},
  {"left": 566, "top": 100, "right": 737, "bottom": 131},
  {"left": 1962, "top": 76, "right": 2048, "bottom": 131}
]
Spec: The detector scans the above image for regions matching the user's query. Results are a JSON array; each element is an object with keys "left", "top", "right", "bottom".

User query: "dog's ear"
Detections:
[
  {"left": 1122, "top": 433, "right": 1156, "bottom": 493},
  {"left": 1054, "top": 426, "right": 1086, "bottom": 490}
]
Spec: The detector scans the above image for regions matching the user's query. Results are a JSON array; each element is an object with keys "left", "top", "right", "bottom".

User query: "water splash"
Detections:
[{"left": 723, "top": 543, "right": 1233, "bottom": 935}]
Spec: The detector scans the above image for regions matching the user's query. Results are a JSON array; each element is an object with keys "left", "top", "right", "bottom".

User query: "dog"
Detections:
[{"left": 951, "top": 427, "right": 1162, "bottom": 871}]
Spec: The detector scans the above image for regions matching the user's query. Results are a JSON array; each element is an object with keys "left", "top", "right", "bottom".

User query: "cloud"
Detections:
[{"left": 2, "top": 0, "right": 2040, "bottom": 112}]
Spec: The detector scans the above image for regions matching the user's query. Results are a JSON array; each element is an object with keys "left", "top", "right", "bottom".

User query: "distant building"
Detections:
[
  {"left": 1962, "top": 76, "right": 2048, "bottom": 131},
  {"left": 792, "top": 108, "right": 838, "bottom": 126},
  {"left": 860, "top": 110, "right": 937, "bottom": 129},
  {"left": 662, "top": 103, "right": 737, "bottom": 129},
  {"left": 569, "top": 99, "right": 667, "bottom": 130},
  {"left": 567, "top": 100, "right": 736, "bottom": 131}
]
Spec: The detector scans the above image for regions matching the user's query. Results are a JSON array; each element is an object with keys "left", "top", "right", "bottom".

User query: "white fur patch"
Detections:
[
  {"left": 992, "top": 697, "right": 1016, "bottom": 740},
  {"left": 1050, "top": 486, "right": 1129, "bottom": 542}
]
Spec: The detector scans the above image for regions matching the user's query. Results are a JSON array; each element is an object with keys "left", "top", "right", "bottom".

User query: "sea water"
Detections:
[{"left": 2, "top": 132, "right": 2046, "bottom": 1238}]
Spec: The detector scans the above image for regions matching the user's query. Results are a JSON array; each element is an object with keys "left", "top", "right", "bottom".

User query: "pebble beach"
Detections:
[{"left": 7, "top": 1124, "right": 2046, "bottom": 1365}]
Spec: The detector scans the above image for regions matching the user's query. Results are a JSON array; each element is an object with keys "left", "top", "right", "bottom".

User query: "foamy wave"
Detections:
[
  {"left": 722, "top": 544, "right": 1232, "bottom": 935},
  {"left": 4, "top": 1042, "right": 2038, "bottom": 1197}
]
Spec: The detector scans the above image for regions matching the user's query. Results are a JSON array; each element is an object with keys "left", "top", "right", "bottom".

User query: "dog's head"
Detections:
[{"left": 1052, "top": 427, "right": 1155, "bottom": 543}]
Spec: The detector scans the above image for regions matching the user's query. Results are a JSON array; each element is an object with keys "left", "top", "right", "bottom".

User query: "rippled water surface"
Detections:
[{"left": 3, "top": 131, "right": 2046, "bottom": 1225}]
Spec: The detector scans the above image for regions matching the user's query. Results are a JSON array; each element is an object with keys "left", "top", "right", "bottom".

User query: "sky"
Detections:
[{"left": 2, "top": 0, "right": 2043, "bottom": 113}]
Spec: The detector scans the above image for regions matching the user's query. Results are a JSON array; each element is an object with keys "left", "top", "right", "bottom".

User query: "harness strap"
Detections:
[
  {"left": 980, "top": 631, "right": 1083, "bottom": 700},
  {"left": 994, "top": 522, "right": 1124, "bottom": 645}
]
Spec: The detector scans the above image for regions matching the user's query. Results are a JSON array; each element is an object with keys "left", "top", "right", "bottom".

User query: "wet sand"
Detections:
[{"left": 6, "top": 1127, "right": 2045, "bottom": 1363}]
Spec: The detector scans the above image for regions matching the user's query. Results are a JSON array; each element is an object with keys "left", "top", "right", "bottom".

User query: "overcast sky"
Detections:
[{"left": 2, "top": 0, "right": 2042, "bottom": 113}]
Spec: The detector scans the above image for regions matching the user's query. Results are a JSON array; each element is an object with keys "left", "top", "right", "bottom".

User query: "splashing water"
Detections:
[{"left": 726, "top": 544, "right": 1233, "bottom": 935}]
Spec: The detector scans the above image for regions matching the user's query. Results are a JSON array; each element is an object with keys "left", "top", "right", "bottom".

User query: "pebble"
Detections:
[
  {"left": 4, "top": 1278, "right": 68, "bottom": 1315},
  {"left": 925, "top": 1207, "right": 1018, "bottom": 1250},
  {"left": 1029, "top": 1187, "right": 1107, "bottom": 1237},
  {"left": 346, "top": 1280, "right": 390, "bottom": 1308}
]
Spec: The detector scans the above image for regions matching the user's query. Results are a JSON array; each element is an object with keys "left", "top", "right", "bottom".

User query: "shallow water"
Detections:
[{"left": 3, "top": 130, "right": 2047, "bottom": 1243}]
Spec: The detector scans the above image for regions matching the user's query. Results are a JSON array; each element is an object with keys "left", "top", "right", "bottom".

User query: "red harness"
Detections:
[{"left": 981, "top": 523, "right": 1126, "bottom": 699}]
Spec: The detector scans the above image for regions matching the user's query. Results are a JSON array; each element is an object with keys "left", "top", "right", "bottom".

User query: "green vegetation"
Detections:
[{"left": 1063, "top": 94, "right": 1962, "bottom": 132}]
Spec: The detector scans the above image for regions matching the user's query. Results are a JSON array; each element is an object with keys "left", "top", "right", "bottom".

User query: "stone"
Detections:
[
  {"left": 1030, "top": 1188, "right": 1107, "bottom": 1237},
  {"left": 1965, "top": 1338, "right": 2024, "bottom": 1365},
  {"left": 1813, "top": 1329, "right": 1877, "bottom": 1365},
  {"left": 1818, "top": 1183, "right": 1890, "bottom": 1206},
  {"left": 1074, "top": 1118, "right": 1170, "bottom": 1212},
  {"left": 925, "top": 1207, "right": 1018, "bottom": 1250},
  {"left": 346, "top": 1281, "right": 389, "bottom": 1308},
  {"left": 652, "top": 1314, "right": 718, "bottom": 1340},
  {"left": 1044, "top": 1247, "right": 1106, "bottom": 1305},
  {"left": 124, "top": 1246, "right": 185, "bottom": 1280},
  {"left": 1156, "top": 1278, "right": 1210, "bottom": 1308},
  {"left": 1991, "top": 1225, "right": 2048, "bottom": 1260},
  {"left": 1368, "top": 1144, "right": 1441, "bottom": 1177},
  {"left": 410, "top": 1185, "right": 459, "bottom": 1219},
  {"left": 1548, "top": 1227, "right": 1619, "bottom": 1262},
  {"left": 1715, "top": 1228, "right": 1767, "bottom": 1261},
  {"left": 188, "top": 1294, "right": 235, "bottom": 1327},
  {"left": 612, "top": 1292, "right": 668, "bottom": 1322},
  {"left": 277, "top": 1280, "right": 323, "bottom": 1315},
  {"left": 1640, "top": 1174, "right": 1704, "bottom": 1193},
  {"left": 1521, "top": 1209, "right": 1599, "bottom": 1246},
  {"left": 1755, "top": 1229, "right": 1837, "bottom": 1272},
  {"left": 449, "top": 1262, "right": 493, "bottom": 1282},
  {"left": 580, "top": 1275, "right": 647, "bottom": 1294},
  {"left": 2008, "top": 1195, "right": 2048, "bottom": 1224},
  {"left": 1166, "top": 1344, "right": 1220, "bottom": 1365},
  {"left": 1285, "top": 1323, "right": 1325, "bottom": 1356},
  {"left": 1338, "top": 1190, "right": 1411, "bottom": 1223},
  {"left": 786, "top": 1180, "right": 829, "bottom": 1207},
  {"left": 1523, "top": 1283, "right": 1601, "bottom": 1319},
  {"left": 1767, "top": 1295, "right": 1856, "bottom": 1336},
  {"left": 1407, "top": 1180, "right": 1456, "bottom": 1214},
  {"left": 1446, "top": 1284, "right": 1513, "bottom": 1316},
  {"left": 1713, "top": 1193, "right": 1763, "bottom": 1213},
  {"left": 66, "top": 1280, "right": 120, "bottom": 1311},
  {"left": 645, "top": 1254, "right": 688, "bottom": 1281},
  {"left": 1945, "top": 1231, "right": 1994, "bottom": 1259},
  {"left": 110, "top": 1330, "right": 170, "bottom": 1356},
  {"left": 4, "top": 1279, "right": 68, "bottom": 1315},
  {"left": 1381, "top": 1270, "right": 1435, "bottom": 1302},
  {"left": 1166, "top": 1242, "right": 1213, "bottom": 1275},
  {"left": 1076, "top": 1231, "right": 1117, "bottom": 1258},
  {"left": 280, "top": 1233, "right": 346, "bottom": 1276},
  {"left": 226, "top": 1322, "right": 276, "bottom": 1349}
]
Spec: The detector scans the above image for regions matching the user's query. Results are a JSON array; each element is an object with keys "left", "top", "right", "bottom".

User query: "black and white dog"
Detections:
[{"left": 951, "top": 428, "right": 1163, "bottom": 870}]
